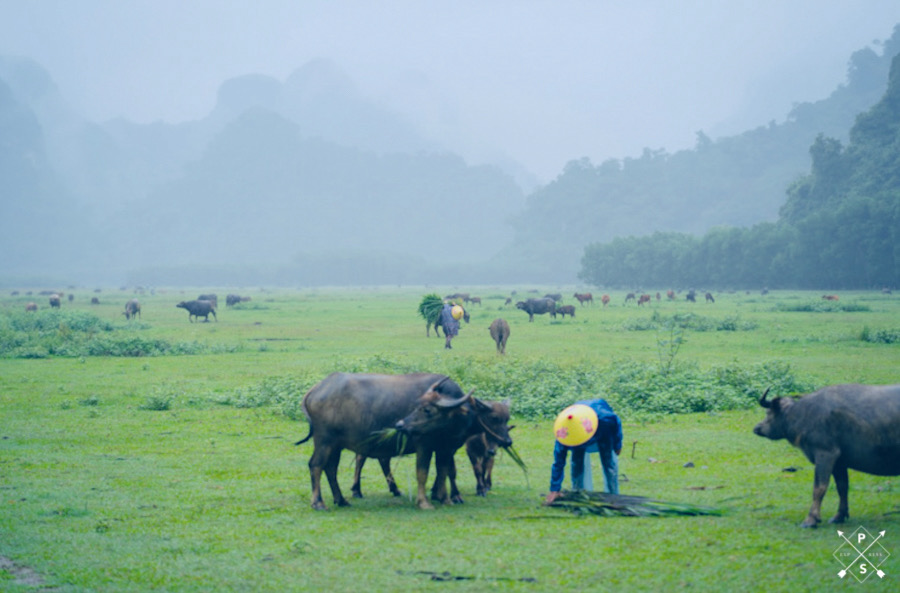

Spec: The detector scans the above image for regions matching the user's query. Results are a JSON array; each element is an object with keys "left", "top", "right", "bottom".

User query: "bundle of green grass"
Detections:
[
  {"left": 417, "top": 293, "right": 444, "bottom": 325},
  {"left": 548, "top": 491, "right": 722, "bottom": 517}
]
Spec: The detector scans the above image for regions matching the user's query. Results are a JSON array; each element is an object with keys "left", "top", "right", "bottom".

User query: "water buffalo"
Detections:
[
  {"left": 516, "top": 298, "right": 556, "bottom": 322},
  {"left": 226, "top": 294, "right": 251, "bottom": 306},
  {"left": 574, "top": 292, "right": 593, "bottom": 306},
  {"left": 705, "top": 292, "right": 715, "bottom": 303},
  {"left": 465, "top": 424, "right": 515, "bottom": 497},
  {"left": 601, "top": 294, "right": 610, "bottom": 307},
  {"left": 637, "top": 294, "right": 651, "bottom": 306},
  {"left": 25, "top": 302, "right": 37, "bottom": 312},
  {"left": 123, "top": 299, "right": 141, "bottom": 320},
  {"left": 49, "top": 294, "right": 61, "bottom": 309},
  {"left": 296, "top": 372, "right": 511, "bottom": 510},
  {"left": 556, "top": 304, "right": 576, "bottom": 318},
  {"left": 753, "top": 384, "right": 900, "bottom": 527},
  {"left": 197, "top": 293, "right": 218, "bottom": 307},
  {"left": 489, "top": 318, "right": 510, "bottom": 354},
  {"left": 396, "top": 387, "right": 512, "bottom": 508},
  {"left": 176, "top": 299, "right": 217, "bottom": 322}
]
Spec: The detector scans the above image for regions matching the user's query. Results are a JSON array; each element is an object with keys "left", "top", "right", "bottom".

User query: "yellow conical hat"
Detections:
[
  {"left": 451, "top": 305, "right": 464, "bottom": 320},
  {"left": 553, "top": 404, "right": 598, "bottom": 446}
]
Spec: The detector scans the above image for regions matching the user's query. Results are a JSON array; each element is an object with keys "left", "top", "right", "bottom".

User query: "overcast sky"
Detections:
[{"left": 2, "top": 1, "right": 899, "bottom": 181}]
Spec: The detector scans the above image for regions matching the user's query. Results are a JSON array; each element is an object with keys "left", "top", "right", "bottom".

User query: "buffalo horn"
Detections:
[
  {"left": 758, "top": 387, "right": 772, "bottom": 408},
  {"left": 435, "top": 388, "right": 475, "bottom": 408}
]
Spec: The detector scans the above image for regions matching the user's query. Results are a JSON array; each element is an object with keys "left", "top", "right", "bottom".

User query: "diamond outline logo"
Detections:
[{"left": 833, "top": 527, "right": 889, "bottom": 582}]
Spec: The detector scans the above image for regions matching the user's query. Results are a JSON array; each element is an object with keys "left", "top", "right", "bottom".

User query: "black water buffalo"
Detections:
[
  {"left": 489, "top": 318, "right": 510, "bottom": 354},
  {"left": 465, "top": 424, "right": 515, "bottom": 497},
  {"left": 49, "top": 294, "right": 61, "bottom": 309},
  {"left": 556, "top": 304, "right": 576, "bottom": 318},
  {"left": 197, "top": 293, "right": 218, "bottom": 307},
  {"left": 296, "top": 372, "right": 511, "bottom": 510},
  {"left": 516, "top": 298, "right": 556, "bottom": 322},
  {"left": 176, "top": 299, "right": 217, "bottom": 322},
  {"left": 396, "top": 386, "right": 512, "bottom": 508},
  {"left": 753, "top": 384, "right": 900, "bottom": 527},
  {"left": 123, "top": 299, "right": 141, "bottom": 320},
  {"left": 226, "top": 294, "right": 251, "bottom": 306}
]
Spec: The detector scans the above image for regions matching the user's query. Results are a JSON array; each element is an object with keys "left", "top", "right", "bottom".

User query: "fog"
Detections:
[
  {"left": 2, "top": 1, "right": 900, "bottom": 287},
  {"left": 3, "top": 0, "right": 898, "bottom": 181}
]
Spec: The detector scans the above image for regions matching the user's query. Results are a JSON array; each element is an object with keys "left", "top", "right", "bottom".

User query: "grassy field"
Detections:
[{"left": 1, "top": 286, "right": 898, "bottom": 592}]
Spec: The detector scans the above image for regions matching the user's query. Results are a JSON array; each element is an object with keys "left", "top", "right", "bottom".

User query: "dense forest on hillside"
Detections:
[
  {"left": 502, "top": 26, "right": 900, "bottom": 281},
  {"left": 580, "top": 53, "right": 900, "bottom": 290}
]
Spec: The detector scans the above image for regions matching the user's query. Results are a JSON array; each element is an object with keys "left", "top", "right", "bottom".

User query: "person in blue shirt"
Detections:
[
  {"left": 440, "top": 302, "right": 460, "bottom": 349},
  {"left": 543, "top": 398, "right": 623, "bottom": 505}
]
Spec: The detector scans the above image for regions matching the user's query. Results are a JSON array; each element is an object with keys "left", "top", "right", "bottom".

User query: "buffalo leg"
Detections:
[
  {"left": 379, "top": 457, "right": 402, "bottom": 496},
  {"left": 829, "top": 464, "right": 850, "bottom": 524},
  {"left": 805, "top": 449, "right": 838, "bottom": 527},
  {"left": 414, "top": 449, "right": 435, "bottom": 510},
  {"left": 483, "top": 452, "right": 495, "bottom": 493},
  {"left": 309, "top": 444, "right": 336, "bottom": 510},
  {"left": 468, "top": 450, "right": 487, "bottom": 496},
  {"left": 322, "top": 447, "right": 349, "bottom": 508},
  {"left": 351, "top": 454, "right": 367, "bottom": 498}
]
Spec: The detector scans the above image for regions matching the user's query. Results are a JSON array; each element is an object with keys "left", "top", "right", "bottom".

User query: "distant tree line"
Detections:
[{"left": 580, "top": 53, "right": 900, "bottom": 290}]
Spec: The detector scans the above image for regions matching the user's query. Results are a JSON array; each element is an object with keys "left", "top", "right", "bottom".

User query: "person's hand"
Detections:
[{"left": 543, "top": 491, "right": 562, "bottom": 506}]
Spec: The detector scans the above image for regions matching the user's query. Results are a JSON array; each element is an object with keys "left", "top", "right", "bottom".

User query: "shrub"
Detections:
[{"left": 860, "top": 326, "right": 900, "bottom": 344}]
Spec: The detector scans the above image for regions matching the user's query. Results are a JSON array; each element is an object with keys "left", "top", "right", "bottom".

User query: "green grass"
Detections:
[{"left": 1, "top": 287, "right": 898, "bottom": 591}]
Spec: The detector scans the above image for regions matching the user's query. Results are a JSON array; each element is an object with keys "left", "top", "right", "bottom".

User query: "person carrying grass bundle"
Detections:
[
  {"left": 543, "top": 399, "right": 622, "bottom": 505},
  {"left": 440, "top": 302, "right": 462, "bottom": 349}
]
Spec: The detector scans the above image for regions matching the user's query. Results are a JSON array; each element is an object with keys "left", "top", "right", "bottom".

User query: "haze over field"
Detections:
[{"left": 1, "top": 1, "right": 899, "bottom": 286}]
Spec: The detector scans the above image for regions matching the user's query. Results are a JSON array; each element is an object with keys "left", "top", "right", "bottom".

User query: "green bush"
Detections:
[{"left": 860, "top": 326, "right": 900, "bottom": 344}]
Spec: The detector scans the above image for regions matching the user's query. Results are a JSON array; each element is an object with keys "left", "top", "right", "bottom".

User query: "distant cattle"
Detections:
[
  {"left": 124, "top": 299, "right": 141, "bottom": 320},
  {"left": 544, "top": 293, "right": 563, "bottom": 302},
  {"left": 504, "top": 297, "right": 512, "bottom": 306},
  {"left": 656, "top": 292, "right": 661, "bottom": 302},
  {"left": 177, "top": 300, "right": 217, "bottom": 322},
  {"left": 666, "top": 290, "right": 676, "bottom": 301},
  {"left": 197, "top": 293, "right": 218, "bottom": 307},
  {"left": 601, "top": 294, "right": 610, "bottom": 307},
  {"left": 705, "top": 292, "right": 715, "bottom": 303},
  {"left": 556, "top": 304, "right": 576, "bottom": 318},
  {"left": 68, "top": 294, "right": 74, "bottom": 302},
  {"left": 465, "top": 296, "right": 482, "bottom": 306},
  {"left": 49, "top": 294, "right": 61, "bottom": 309},
  {"left": 822, "top": 295, "right": 839, "bottom": 301},
  {"left": 574, "top": 292, "right": 593, "bottom": 306},
  {"left": 637, "top": 294, "right": 651, "bottom": 306},
  {"left": 686, "top": 290, "right": 697, "bottom": 302},
  {"left": 25, "top": 302, "right": 37, "bottom": 312},
  {"left": 91, "top": 297, "right": 100, "bottom": 305},
  {"left": 516, "top": 298, "right": 556, "bottom": 322},
  {"left": 226, "top": 294, "right": 252, "bottom": 306},
  {"left": 445, "top": 292, "right": 470, "bottom": 302},
  {"left": 488, "top": 318, "right": 510, "bottom": 355},
  {"left": 882, "top": 287, "right": 892, "bottom": 295},
  {"left": 625, "top": 293, "right": 636, "bottom": 304}
]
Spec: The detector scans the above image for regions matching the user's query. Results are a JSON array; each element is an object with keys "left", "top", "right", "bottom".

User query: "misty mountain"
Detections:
[
  {"left": 500, "top": 25, "right": 900, "bottom": 281},
  {"left": 0, "top": 72, "right": 92, "bottom": 278},
  {"left": 113, "top": 107, "right": 523, "bottom": 270}
]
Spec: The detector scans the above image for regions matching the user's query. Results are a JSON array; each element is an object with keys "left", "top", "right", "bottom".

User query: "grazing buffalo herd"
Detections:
[{"left": 10, "top": 285, "right": 896, "bottom": 525}]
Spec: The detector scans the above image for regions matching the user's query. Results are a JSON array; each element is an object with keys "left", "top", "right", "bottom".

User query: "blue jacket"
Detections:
[{"left": 549, "top": 398, "right": 622, "bottom": 492}]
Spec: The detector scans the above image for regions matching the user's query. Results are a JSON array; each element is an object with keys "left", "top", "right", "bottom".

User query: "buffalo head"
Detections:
[
  {"left": 753, "top": 388, "right": 795, "bottom": 440},
  {"left": 395, "top": 378, "right": 474, "bottom": 438}
]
